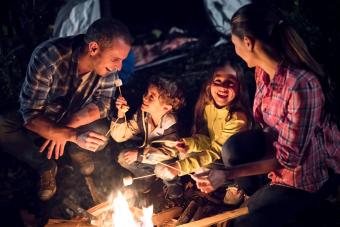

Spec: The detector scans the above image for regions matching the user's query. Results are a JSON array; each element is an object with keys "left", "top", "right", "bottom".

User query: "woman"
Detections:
[{"left": 193, "top": 3, "right": 340, "bottom": 227}]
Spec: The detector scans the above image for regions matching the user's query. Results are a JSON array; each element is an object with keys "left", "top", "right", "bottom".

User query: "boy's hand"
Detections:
[
  {"left": 115, "top": 96, "right": 130, "bottom": 118},
  {"left": 154, "top": 162, "right": 180, "bottom": 181},
  {"left": 175, "top": 139, "right": 189, "bottom": 154},
  {"left": 123, "top": 150, "right": 139, "bottom": 164}
]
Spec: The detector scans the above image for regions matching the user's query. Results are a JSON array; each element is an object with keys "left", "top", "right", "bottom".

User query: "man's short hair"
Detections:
[{"left": 84, "top": 18, "right": 132, "bottom": 48}]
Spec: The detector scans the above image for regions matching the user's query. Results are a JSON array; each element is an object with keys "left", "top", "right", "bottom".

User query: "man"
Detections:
[{"left": 0, "top": 18, "right": 132, "bottom": 201}]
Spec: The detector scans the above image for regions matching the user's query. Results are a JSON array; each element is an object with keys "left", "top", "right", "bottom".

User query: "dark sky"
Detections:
[{"left": 103, "top": 0, "right": 211, "bottom": 36}]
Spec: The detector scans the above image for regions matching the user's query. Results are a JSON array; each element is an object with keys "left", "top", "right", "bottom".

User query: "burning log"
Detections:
[
  {"left": 190, "top": 205, "right": 214, "bottom": 222},
  {"left": 176, "top": 200, "right": 199, "bottom": 225},
  {"left": 45, "top": 219, "right": 96, "bottom": 227},
  {"left": 85, "top": 176, "right": 106, "bottom": 204},
  {"left": 176, "top": 207, "right": 249, "bottom": 227}
]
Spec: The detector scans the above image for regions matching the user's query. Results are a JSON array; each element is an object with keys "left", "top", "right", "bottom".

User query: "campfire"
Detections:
[
  {"left": 78, "top": 191, "right": 153, "bottom": 227},
  {"left": 111, "top": 192, "right": 153, "bottom": 227},
  {"left": 46, "top": 184, "right": 248, "bottom": 227}
]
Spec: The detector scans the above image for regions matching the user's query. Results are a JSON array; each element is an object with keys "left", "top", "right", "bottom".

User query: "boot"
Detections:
[{"left": 39, "top": 165, "right": 57, "bottom": 201}]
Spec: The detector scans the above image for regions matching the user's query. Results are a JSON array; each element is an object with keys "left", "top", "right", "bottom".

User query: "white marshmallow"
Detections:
[
  {"left": 123, "top": 176, "right": 133, "bottom": 186},
  {"left": 114, "top": 78, "right": 123, "bottom": 87}
]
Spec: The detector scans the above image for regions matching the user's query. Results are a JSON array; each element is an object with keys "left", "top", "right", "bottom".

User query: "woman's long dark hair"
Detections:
[
  {"left": 192, "top": 52, "right": 253, "bottom": 134},
  {"left": 231, "top": 3, "right": 338, "bottom": 127}
]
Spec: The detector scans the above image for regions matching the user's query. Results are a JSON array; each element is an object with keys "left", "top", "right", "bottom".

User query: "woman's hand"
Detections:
[
  {"left": 175, "top": 139, "right": 189, "bottom": 154},
  {"left": 191, "top": 169, "right": 229, "bottom": 193},
  {"left": 115, "top": 96, "right": 129, "bottom": 118}
]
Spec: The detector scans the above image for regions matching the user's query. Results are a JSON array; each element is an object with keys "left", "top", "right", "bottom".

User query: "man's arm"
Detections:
[
  {"left": 25, "top": 116, "right": 77, "bottom": 143},
  {"left": 66, "top": 103, "right": 101, "bottom": 128}
]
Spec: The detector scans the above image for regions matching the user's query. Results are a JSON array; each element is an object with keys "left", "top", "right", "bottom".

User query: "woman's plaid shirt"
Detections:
[{"left": 253, "top": 64, "right": 338, "bottom": 192}]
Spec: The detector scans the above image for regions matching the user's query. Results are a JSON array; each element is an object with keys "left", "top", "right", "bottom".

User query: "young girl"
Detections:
[
  {"left": 154, "top": 54, "right": 252, "bottom": 196},
  {"left": 110, "top": 75, "right": 185, "bottom": 199},
  {"left": 193, "top": 3, "right": 340, "bottom": 227}
]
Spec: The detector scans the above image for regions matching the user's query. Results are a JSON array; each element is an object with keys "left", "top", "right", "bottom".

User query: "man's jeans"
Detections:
[{"left": 0, "top": 111, "right": 109, "bottom": 173}]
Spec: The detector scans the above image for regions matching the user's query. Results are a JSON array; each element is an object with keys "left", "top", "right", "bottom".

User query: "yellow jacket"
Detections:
[{"left": 178, "top": 103, "right": 248, "bottom": 174}]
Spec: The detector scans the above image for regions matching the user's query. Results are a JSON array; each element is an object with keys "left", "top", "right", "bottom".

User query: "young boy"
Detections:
[{"left": 110, "top": 76, "right": 185, "bottom": 199}]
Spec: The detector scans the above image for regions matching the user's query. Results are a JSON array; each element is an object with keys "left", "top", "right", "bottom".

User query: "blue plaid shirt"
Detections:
[{"left": 19, "top": 35, "right": 117, "bottom": 124}]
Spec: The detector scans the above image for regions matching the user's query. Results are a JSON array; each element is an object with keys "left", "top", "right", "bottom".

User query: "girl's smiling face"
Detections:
[{"left": 210, "top": 65, "right": 239, "bottom": 108}]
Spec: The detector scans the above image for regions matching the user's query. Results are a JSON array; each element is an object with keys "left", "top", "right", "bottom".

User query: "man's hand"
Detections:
[
  {"left": 115, "top": 96, "right": 129, "bottom": 118},
  {"left": 39, "top": 139, "right": 66, "bottom": 160},
  {"left": 122, "top": 150, "right": 139, "bottom": 164},
  {"left": 191, "top": 170, "right": 229, "bottom": 193},
  {"left": 175, "top": 139, "right": 189, "bottom": 154},
  {"left": 38, "top": 127, "right": 75, "bottom": 159},
  {"left": 75, "top": 131, "right": 107, "bottom": 152},
  {"left": 154, "top": 162, "right": 180, "bottom": 181}
]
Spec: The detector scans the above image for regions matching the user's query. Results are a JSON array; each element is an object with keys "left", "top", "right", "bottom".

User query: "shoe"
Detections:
[
  {"left": 39, "top": 165, "right": 57, "bottom": 201},
  {"left": 223, "top": 185, "right": 245, "bottom": 205},
  {"left": 69, "top": 152, "right": 94, "bottom": 175}
]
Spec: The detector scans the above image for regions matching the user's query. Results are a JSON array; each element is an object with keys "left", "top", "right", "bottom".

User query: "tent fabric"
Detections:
[
  {"left": 204, "top": 0, "right": 252, "bottom": 37},
  {"left": 53, "top": 0, "right": 101, "bottom": 37}
]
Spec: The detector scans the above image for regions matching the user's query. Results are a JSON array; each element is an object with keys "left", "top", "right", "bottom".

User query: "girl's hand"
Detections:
[
  {"left": 176, "top": 139, "right": 189, "bottom": 154},
  {"left": 115, "top": 96, "right": 129, "bottom": 118},
  {"left": 123, "top": 150, "right": 139, "bottom": 164},
  {"left": 191, "top": 170, "right": 229, "bottom": 193},
  {"left": 154, "top": 162, "right": 180, "bottom": 181}
]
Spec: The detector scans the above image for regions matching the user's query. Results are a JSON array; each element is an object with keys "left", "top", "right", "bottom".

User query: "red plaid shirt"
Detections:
[{"left": 253, "top": 64, "right": 339, "bottom": 192}]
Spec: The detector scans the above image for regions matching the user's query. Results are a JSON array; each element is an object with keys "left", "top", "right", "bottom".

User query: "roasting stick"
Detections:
[
  {"left": 123, "top": 160, "right": 193, "bottom": 186},
  {"left": 93, "top": 74, "right": 126, "bottom": 152}
]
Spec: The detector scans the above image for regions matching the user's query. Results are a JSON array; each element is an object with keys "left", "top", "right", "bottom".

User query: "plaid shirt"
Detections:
[
  {"left": 19, "top": 35, "right": 116, "bottom": 124},
  {"left": 253, "top": 64, "right": 335, "bottom": 192}
]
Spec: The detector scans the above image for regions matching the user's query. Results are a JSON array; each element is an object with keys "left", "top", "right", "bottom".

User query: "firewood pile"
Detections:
[{"left": 45, "top": 180, "right": 249, "bottom": 227}]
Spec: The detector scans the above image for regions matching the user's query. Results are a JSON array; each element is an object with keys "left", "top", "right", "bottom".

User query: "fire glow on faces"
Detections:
[
  {"left": 141, "top": 85, "right": 168, "bottom": 114},
  {"left": 210, "top": 65, "right": 239, "bottom": 108},
  {"left": 231, "top": 34, "right": 254, "bottom": 68},
  {"left": 92, "top": 39, "right": 130, "bottom": 77}
]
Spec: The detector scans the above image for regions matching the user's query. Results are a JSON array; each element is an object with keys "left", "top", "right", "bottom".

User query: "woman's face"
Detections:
[
  {"left": 210, "top": 65, "right": 239, "bottom": 108},
  {"left": 231, "top": 34, "right": 255, "bottom": 68}
]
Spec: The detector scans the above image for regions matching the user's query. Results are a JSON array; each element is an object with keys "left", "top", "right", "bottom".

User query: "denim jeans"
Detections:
[
  {"left": 223, "top": 129, "right": 337, "bottom": 227},
  {"left": 221, "top": 129, "right": 271, "bottom": 195},
  {"left": 231, "top": 184, "right": 321, "bottom": 227},
  {"left": 0, "top": 111, "right": 109, "bottom": 173}
]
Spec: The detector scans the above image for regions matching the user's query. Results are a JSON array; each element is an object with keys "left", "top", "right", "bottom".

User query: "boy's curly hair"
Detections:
[{"left": 148, "top": 75, "right": 185, "bottom": 111}]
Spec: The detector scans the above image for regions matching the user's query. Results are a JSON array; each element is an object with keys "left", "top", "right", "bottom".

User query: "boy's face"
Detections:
[{"left": 141, "top": 85, "right": 171, "bottom": 114}]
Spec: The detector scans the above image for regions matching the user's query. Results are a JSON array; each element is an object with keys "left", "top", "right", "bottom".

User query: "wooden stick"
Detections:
[
  {"left": 176, "top": 200, "right": 199, "bottom": 225},
  {"left": 176, "top": 207, "right": 249, "bottom": 227},
  {"left": 132, "top": 173, "right": 156, "bottom": 180},
  {"left": 85, "top": 176, "right": 106, "bottom": 204},
  {"left": 155, "top": 161, "right": 194, "bottom": 177}
]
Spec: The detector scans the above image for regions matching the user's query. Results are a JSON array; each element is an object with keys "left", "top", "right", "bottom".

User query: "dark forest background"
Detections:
[
  {"left": 0, "top": 0, "right": 339, "bottom": 111},
  {"left": 0, "top": 0, "right": 340, "bottom": 226}
]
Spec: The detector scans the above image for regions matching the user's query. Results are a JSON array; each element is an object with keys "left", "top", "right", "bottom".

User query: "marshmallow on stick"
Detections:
[
  {"left": 123, "top": 176, "right": 133, "bottom": 186},
  {"left": 114, "top": 78, "right": 123, "bottom": 87}
]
